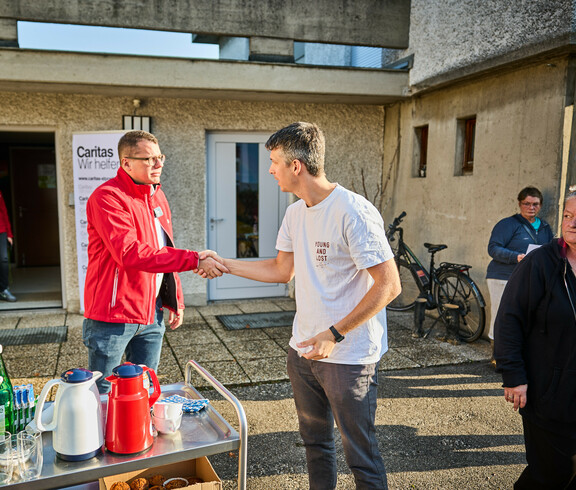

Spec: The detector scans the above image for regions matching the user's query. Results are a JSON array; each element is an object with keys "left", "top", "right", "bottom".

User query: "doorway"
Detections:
[
  {"left": 207, "top": 133, "right": 289, "bottom": 300},
  {"left": 0, "top": 132, "right": 62, "bottom": 310}
]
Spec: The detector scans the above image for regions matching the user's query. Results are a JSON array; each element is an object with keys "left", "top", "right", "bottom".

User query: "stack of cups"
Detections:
[
  {"left": 151, "top": 401, "right": 183, "bottom": 435},
  {"left": 0, "top": 430, "right": 43, "bottom": 484}
]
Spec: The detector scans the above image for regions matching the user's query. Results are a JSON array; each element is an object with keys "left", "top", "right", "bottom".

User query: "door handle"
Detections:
[{"left": 210, "top": 218, "right": 224, "bottom": 223}]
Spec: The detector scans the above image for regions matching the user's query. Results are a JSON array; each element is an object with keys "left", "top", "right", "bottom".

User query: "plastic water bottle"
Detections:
[
  {"left": 13, "top": 385, "right": 22, "bottom": 432},
  {"left": 26, "top": 384, "right": 35, "bottom": 425},
  {"left": 0, "top": 345, "right": 14, "bottom": 433}
]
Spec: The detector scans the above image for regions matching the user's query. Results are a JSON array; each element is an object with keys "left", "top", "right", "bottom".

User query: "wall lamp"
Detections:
[
  {"left": 122, "top": 115, "right": 151, "bottom": 132},
  {"left": 123, "top": 98, "right": 151, "bottom": 132}
]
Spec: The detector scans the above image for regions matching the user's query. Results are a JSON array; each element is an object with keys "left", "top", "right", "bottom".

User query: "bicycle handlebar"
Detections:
[{"left": 388, "top": 211, "right": 407, "bottom": 233}]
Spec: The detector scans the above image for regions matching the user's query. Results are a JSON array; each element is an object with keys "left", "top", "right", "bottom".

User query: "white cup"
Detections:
[
  {"left": 153, "top": 401, "right": 183, "bottom": 419},
  {"left": 152, "top": 402, "right": 183, "bottom": 434},
  {"left": 151, "top": 412, "right": 182, "bottom": 434}
]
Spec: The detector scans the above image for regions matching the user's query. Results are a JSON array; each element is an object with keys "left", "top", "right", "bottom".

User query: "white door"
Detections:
[{"left": 207, "top": 133, "right": 289, "bottom": 300}]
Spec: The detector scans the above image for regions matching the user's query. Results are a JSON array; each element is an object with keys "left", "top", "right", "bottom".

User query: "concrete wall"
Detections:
[
  {"left": 394, "top": 0, "right": 575, "bottom": 87},
  {"left": 0, "top": 0, "right": 410, "bottom": 48},
  {"left": 0, "top": 91, "right": 384, "bottom": 312},
  {"left": 383, "top": 58, "right": 569, "bottom": 334}
]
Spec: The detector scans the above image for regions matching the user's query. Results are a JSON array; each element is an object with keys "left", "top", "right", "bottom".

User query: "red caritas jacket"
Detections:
[
  {"left": 0, "top": 192, "right": 13, "bottom": 238},
  {"left": 83, "top": 167, "right": 199, "bottom": 325}
]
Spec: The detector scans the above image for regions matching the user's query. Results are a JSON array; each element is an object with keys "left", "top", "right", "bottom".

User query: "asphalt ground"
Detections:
[
  {"left": 0, "top": 301, "right": 524, "bottom": 489},
  {"left": 207, "top": 361, "right": 524, "bottom": 489}
]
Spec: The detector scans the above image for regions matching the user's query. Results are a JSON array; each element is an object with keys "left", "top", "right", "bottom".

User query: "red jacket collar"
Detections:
[{"left": 116, "top": 167, "right": 161, "bottom": 197}]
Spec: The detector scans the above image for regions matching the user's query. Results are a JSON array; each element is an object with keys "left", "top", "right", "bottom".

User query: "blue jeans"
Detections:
[
  {"left": 287, "top": 348, "right": 387, "bottom": 490},
  {"left": 82, "top": 302, "right": 165, "bottom": 393}
]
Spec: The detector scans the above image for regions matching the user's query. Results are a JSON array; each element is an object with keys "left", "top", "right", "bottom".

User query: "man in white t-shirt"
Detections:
[{"left": 222, "top": 122, "right": 401, "bottom": 489}]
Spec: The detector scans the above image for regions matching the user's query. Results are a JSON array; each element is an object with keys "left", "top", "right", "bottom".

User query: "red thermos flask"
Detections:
[{"left": 105, "top": 362, "right": 161, "bottom": 454}]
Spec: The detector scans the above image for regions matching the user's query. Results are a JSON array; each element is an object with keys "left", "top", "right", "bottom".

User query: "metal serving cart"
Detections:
[{"left": 7, "top": 360, "right": 248, "bottom": 490}]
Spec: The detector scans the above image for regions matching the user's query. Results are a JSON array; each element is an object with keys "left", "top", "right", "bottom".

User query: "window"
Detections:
[
  {"left": 456, "top": 117, "right": 476, "bottom": 175},
  {"left": 236, "top": 143, "right": 259, "bottom": 258},
  {"left": 414, "top": 125, "right": 429, "bottom": 177}
]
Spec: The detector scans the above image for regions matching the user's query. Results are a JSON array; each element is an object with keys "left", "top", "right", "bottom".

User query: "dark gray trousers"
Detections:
[{"left": 287, "top": 348, "right": 387, "bottom": 490}]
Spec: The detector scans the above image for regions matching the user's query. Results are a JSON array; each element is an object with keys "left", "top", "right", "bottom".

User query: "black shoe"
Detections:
[{"left": 0, "top": 289, "right": 16, "bottom": 302}]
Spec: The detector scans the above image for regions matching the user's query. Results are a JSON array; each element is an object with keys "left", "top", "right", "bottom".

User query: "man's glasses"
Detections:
[
  {"left": 520, "top": 201, "right": 541, "bottom": 208},
  {"left": 125, "top": 154, "right": 166, "bottom": 166}
]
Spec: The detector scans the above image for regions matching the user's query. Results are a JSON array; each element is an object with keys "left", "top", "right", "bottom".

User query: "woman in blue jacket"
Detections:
[{"left": 486, "top": 187, "right": 553, "bottom": 345}]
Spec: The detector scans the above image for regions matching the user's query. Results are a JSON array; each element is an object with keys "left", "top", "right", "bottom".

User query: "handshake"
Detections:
[{"left": 194, "top": 250, "right": 229, "bottom": 279}]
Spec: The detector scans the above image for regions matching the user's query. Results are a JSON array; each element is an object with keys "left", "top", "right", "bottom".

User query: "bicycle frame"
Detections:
[
  {"left": 387, "top": 211, "right": 486, "bottom": 342},
  {"left": 390, "top": 227, "right": 432, "bottom": 297},
  {"left": 390, "top": 226, "right": 480, "bottom": 310}
]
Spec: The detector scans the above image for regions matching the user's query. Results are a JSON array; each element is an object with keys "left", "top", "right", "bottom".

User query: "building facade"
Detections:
[
  {"left": 2, "top": 0, "right": 575, "bottom": 340},
  {"left": 381, "top": 0, "right": 576, "bottom": 337},
  {"left": 0, "top": 0, "right": 409, "bottom": 312}
]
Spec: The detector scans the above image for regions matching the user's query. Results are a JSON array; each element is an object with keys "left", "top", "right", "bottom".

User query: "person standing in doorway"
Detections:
[
  {"left": 83, "top": 130, "right": 227, "bottom": 393},
  {"left": 219, "top": 122, "right": 401, "bottom": 489},
  {"left": 0, "top": 191, "right": 15, "bottom": 302},
  {"left": 486, "top": 186, "right": 553, "bottom": 364}
]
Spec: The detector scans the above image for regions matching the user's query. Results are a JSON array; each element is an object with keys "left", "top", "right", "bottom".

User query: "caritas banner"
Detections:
[{"left": 72, "top": 131, "right": 125, "bottom": 312}]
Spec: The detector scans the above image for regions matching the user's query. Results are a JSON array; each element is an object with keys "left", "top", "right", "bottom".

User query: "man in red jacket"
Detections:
[
  {"left": 0, "top": 191, "right": 15, "bottom": 302},
  {"left": 83, "top": 130, "right": 227, "bottom": 392}
]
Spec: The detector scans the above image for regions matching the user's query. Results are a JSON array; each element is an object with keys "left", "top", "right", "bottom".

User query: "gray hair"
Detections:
[
  {"left": 565, "top": 185, "right": 576, "bottom": 204},
  {"left": 265, "top": 122, "right": 325, "bottom": 177}
]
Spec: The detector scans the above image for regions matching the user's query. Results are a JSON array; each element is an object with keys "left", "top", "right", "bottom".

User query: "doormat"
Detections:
[
  {"left": 0, "top": 326, "right": 67, "bottom": 346},
  {"left": 216, "top": 311, "right": 295, "bottom": 330}
]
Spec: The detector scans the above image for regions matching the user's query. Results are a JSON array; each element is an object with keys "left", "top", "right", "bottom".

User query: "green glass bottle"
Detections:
[{"left": 0, "top": 345, "right": 14, "bottom": 434}]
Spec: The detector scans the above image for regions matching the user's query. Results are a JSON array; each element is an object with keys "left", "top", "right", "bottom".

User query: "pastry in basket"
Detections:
[
  {"left": 163, "top": 477, "right": 188, "bottom": 489},
  {"left": 148, "top": 475, "right": 166, "bottom": 487},
  {"left": 110, "top": 483, "right": 131, "bottom": 490},
  {"left": 187, "top": 476, "right": 204, "bottom": 484},
  {"left": 149, "top": 486, "right": 163, "bottom": 490},
  {"left": 130, "top": 477, "right": 149, "bottom": 490}
]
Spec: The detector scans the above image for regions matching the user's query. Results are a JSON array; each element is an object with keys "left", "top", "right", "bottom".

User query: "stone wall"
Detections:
[
  {"left": 383, "top": 57, "right": 569, "bottom": 335},
  {"left": 395, "top": 0, "right": 575, "bottom": 87},
  {"left": 0, "top": 91, "right": 384, "bottom": 310}
]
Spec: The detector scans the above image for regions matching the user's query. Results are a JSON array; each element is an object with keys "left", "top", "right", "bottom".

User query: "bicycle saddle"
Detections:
[{"left": 424, "top": 242, "right": 447, "bottom": 253}]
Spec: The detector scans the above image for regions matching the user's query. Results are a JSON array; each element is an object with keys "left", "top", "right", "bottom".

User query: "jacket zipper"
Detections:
[
  {"left": 147, "top": 193, "right": 159, "bottom": 322},
  {"left": 111, "top": 268, "right": 119, "bottom": 308},
  {"left": 563, "top": 261, "right": 576, "bottom": 322}
]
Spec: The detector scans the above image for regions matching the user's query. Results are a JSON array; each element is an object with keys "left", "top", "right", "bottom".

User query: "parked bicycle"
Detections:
[{"left": 386, "top": 211, "right": 486, "bottom": 342}]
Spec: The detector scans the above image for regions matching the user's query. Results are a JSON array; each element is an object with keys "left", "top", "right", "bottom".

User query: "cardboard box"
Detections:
[{"left": 100, "top": 456, "right": 222, "bottom": 489}]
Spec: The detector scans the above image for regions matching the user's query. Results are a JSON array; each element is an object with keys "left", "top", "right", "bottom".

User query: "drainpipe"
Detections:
[{"left": 559, "top": 57, "right": 576, "bottom": 229}]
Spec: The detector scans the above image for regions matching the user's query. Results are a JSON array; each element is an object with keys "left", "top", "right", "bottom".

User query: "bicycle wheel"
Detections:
[
  {"left": 434, "top": 270, "right": 485, "bottom": 342},
  {"left": 387, "top": 261, "right": 421, "bottom": 311}
]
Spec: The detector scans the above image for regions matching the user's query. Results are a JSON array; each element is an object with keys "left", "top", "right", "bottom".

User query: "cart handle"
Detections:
[{"left": 185, "top": 360, "right": 247, "bottom": 490}]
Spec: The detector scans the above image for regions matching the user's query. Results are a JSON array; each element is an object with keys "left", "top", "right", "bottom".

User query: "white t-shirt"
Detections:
[{"left": 276, "top": 184, "right": 394, "bottom": 364}]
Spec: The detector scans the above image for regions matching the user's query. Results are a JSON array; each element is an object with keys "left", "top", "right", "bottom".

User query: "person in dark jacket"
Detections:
[
  {"left": 0, "top": 191, "right": 15, "bottom": 302},
  {"left": 494, "top": 187, "right": 576, "bottom": 488},
  {"left": 486, "top": 187, "right": 553, "bottom": 345}
]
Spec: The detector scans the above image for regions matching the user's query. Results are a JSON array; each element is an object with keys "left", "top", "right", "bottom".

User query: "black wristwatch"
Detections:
[{"left": 329, "top": 326, "right": 345, "bottom": 343}]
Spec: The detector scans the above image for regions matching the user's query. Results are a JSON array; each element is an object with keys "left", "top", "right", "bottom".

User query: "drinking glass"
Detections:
[
  {"left": 16, "top": 431, "right": 43, "bottom": 481},
  {"left": 0, "top": 432, "right": 13, "bottom": 485}
]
